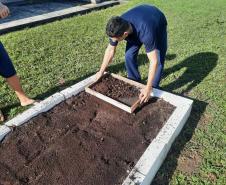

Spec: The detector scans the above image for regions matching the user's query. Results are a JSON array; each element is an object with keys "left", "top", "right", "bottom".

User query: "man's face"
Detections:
[{"left": 112, "top": 32, "right": 129, "bottom": 42}]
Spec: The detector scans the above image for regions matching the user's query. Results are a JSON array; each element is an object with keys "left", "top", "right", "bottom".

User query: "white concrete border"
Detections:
[
  {"left": 2, "top": 74, "right": 193, "bottom": 185},
  {"left": 122, "top": 101, "right": 192, "bottom": 185},
  {"left": 0, "top": 125, "right": 11, "bottom": 142}
]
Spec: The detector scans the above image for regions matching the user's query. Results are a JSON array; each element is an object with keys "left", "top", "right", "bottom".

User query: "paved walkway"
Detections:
[
  {"left": 0, "top": 0, "right": 121, "bottom": 34},
  {"left": 0, "top": 1, "right": 85, "bottom": 24}
]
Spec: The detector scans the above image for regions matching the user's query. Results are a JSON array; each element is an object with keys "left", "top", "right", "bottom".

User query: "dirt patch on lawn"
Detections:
[
  {"left": 0, "top": 77, "right": 175, "bottom": 185},
  {"left": 177, "top": 152, "right": 202, "bottom": 175},
  {"left": 207, "top": 172, "right": 217, "bottom": 183}
]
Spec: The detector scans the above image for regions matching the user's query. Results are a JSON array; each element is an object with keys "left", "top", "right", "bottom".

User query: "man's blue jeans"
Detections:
[{"left": 125, "top": 31, "right": 167, "bottom": 88}]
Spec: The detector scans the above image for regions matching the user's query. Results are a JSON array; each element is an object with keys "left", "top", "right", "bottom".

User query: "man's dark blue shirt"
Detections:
[{"left": 110, "top": 4, "right": 167, "bottom": 53}]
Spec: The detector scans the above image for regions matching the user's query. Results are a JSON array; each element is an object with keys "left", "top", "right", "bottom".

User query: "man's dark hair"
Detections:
[{"left": 106, "top": 16, "right": 130, "bottom": 37}]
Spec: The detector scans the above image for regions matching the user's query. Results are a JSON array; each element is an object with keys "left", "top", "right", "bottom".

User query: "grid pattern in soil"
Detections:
[{"left": 0, "top": 92, "right": 175, "bottom": 185}]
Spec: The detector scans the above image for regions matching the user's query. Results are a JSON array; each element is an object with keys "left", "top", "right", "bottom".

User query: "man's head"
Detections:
[{"left": 106, "top": 16, "right": 131, "bottom": 42}]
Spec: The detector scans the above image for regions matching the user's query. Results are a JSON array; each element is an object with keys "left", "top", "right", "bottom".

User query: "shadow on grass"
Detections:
[
  {"left": 162, "top": 52, "right": 218, "bottom": 94},
  {"left": 137, "top": 53, "right": 177, "bottom": 84},
  {"left": 137, "top": 53, "right": 177, "bottom": 70},
  {"left": 151, "top": 52, "right": 218, "bottom": 185},
  {"left": 165, "top": 53, "right": 177, "bottom": 61}
]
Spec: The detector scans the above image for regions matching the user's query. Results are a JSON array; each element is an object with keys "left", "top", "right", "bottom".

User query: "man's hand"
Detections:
[
  {"left": 139, "top": 86, "right": 152, "bottom": 104},
  {"left": 0, "top": 3, "right": 10, "bottom": 19},
  {"left": 95, "top": 71, "right": 104, "bottom": 81},
  {"left": 139, "top": 49, "right": 158, "bottom": 104}
]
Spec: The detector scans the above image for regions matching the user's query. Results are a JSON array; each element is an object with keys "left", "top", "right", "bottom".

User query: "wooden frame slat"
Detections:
[{"left": 85, "top": 73, "right": 145, "bottom": 113}]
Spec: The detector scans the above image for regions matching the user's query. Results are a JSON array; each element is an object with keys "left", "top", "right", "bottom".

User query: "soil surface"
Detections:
[
  {"left": 0, "top": 90, "right": 175, "bottom": 185},
  {"left": 91, "top": 74, "right": 141, "bottom": 106}
]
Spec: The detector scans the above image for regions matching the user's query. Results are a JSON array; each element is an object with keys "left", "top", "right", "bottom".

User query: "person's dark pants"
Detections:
[
  {"left": 125, "top": 29, "right": 167, "bottom": 88},
  {"left": 0, "top": 42, "right": 16, "bottom": 78}
]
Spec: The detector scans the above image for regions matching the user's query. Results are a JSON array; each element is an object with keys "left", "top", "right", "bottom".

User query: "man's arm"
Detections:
[
  {"left": 0, "top": 3, "right": 10, "bottom": 19},
  {"left": 96, "top": 44, "right": 116, "bottom": 80},
  {"left": 139, "top": 49, "right": 158, "bottom": 103}
]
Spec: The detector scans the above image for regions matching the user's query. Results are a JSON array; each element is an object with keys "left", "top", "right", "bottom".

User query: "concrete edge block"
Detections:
[
  {"left": 155, "top": 105, "right": 192, "bottom": 145},
  {"left": 33, "top": 92, "right": 65, "bottom": 113},
  {"left": 122, "top": 168, "right": 146, "bottom": 185},
  {"left": 152, "top": 88, "right": 193, "bottom": 107},
  {"left": 0, "top": 125, "right": 11, "bottom": 142},
  {"left": 60, "top": 75, "right": 95, "bottom": 99},
  {"left": 131, "top": 140, "right": 168, "bottom": 181},
  {"left": 4, "top": 107, "right": 39, "bottom": 127},
  {"left": 140, "top": 139, "right": 173, "bottom": 185}
]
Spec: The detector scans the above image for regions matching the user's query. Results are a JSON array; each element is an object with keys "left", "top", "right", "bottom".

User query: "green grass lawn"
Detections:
[{"left": 0, "top": 0, "right": 225, "bottom": 184}]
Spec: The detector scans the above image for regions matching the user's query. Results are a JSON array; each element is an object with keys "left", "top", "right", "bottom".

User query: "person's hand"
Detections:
[
  {"left": 95, "top": 71, "right": 104, "bottom": 81},
  {"left": 139, "top": 86, "right": 152, "bottom": 104},
  {"left": 0, "top": 3, "right": 10, "bottom": 19}
]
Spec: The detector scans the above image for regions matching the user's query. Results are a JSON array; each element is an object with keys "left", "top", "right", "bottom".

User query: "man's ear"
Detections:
[{"left": 124, "top": 32, "right": 129, "bottom": 37}]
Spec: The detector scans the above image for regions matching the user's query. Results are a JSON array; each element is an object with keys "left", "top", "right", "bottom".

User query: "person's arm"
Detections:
[
  {"left": 139, "top": 49, "right": 158, "bottom": 103},
  {"left": 0, "top": 3, "right": 10, "bottom": 19},
  {"left": 96, "top": 43, "right": 116, "bottom": 80}
]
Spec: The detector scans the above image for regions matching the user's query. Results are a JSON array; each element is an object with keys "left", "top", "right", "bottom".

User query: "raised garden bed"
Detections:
[{"left": 0, "top": 74, "right": 193, "bottom": 185}]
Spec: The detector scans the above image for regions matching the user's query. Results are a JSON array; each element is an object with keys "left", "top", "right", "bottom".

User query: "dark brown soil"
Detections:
[
  {"left": 0, "top": 83, "right": 175, "bottom": 185},
  {"left": 91, "top": 74, "right": 140, "bottom": 106}
]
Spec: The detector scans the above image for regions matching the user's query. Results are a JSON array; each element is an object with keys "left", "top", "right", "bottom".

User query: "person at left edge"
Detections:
[{"left": 0, "top": 2, "right": 37, "bottom": 122}]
